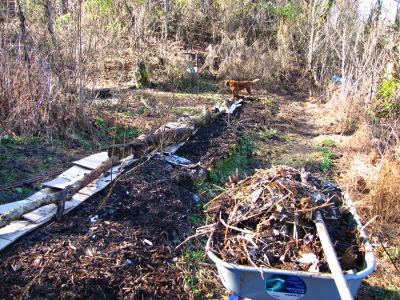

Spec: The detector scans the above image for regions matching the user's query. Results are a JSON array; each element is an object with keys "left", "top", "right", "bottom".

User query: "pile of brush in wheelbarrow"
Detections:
[{"left": 198, "top": 166, "right": 375, "bottom": 300}]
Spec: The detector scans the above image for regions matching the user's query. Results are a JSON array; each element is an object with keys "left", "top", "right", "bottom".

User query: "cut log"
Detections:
[{"left": 0, "top": 158, "right": 117, "bottom": 228}]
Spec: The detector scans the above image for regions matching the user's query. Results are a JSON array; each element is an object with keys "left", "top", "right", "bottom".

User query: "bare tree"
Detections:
[{"left": 164, "top": 0, "right": 169, "bottom": 47}]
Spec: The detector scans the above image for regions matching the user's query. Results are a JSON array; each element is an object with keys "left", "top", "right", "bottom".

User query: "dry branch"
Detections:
[{"left": 0, "top": 158, "right": 118, "bottom": 228}]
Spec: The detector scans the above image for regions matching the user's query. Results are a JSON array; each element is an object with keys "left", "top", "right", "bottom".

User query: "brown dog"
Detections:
[{"left": 225, "top": 79, "right": 260, "bottom": 97}]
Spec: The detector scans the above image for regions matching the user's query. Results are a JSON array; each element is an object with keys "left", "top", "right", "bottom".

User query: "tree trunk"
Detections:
[
  {"left": 108, "top": 107, "right": 224, "bottom": 160},
  {"left": 164, "top": 0, "right": 169, "bottom": 47}
]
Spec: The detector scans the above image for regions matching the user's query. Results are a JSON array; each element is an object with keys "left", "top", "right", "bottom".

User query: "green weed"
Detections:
[
  {"left": 318, "top": 148, "right": 338, "bottom": 172},
  {"left": 373, "top": 78, "right": 400, "bottom": 118},
  {"left": 0, "top": 136, "right": 20, "bottom": 146},
  {"left": 320, "top": 139, "right": 335, "bottom": 147},
  {"left": 260, "top": 127, "right": 279, "bottom": 140},
  {"left": 95, "top": 119, "right": 138, "bottom": 142},
  {"left": 0, "top": 154, "right": 7, "bottom": 164},
  {"left": 261, "top": 97, "right": 277, "bottom": 115},
  {"left": 179, "top": 249, "right": 205, "bottom": 294},
  {"left": 188, "top": 213, "right": 204, "bottom": 227}
]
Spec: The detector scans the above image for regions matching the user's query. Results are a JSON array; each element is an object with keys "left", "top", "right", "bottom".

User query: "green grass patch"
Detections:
[
  {"left": 284, "top": 136, "right": 297, "bottom": 142},
  {"left": 373, "top": 78, "right": 400, "bottom": 118},
  {"left": 209, "top": 136, "right": 257, "bottom": 184},
  {"left": 0, "top": 136, "right": 20, "bottom": 146},
  {"left": 0, "top": 153, "right": 7, "bottom": 164},
  {"left": 95, "top": 118, "right": 138, "bottom": 142},
  {"left": 261, "top": 97, "right": 278, "bottom": 115},
  {"left": 171, "top": 107, "right": 200, "bottom": 117},
  {"left": 320, "top": 139, "right": 335, "bottom": 147}
]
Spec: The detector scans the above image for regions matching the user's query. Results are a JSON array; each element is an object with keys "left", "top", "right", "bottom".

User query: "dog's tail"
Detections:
[{"left": 252, "top": 79, "right": 260, "bottom": 83}]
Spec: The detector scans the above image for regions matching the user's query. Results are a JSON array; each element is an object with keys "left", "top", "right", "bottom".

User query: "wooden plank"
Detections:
[
  {"left": 72, "top": 152, "right": 109, "bottom": 169},
  {"left": 22, "top": 203, "right": 57, "bottom": 224},
  {"left": 0, "top": 159, "right": 116, "bottom": 228},
  {"left": 21, "top": 192, "right": 91, "bottom": 224},
  {"left": 0, "top": 220, "right": 41, "bottom": 251},
  {"left": 0, "top": 238, "right": 12, "bottom": 250},
  {"left": 0, "top": 200, "right": 31, "bottom": 214},
  {"left": 0, "top": 155, "right": 138, "bottom": 250},
  {"left": 42, "top": 165, "right": 90, "bottom": 189},
  {"left": 162, "top": 142, "right": 186, "bottom": 155},
  {"left": 25, "top": 188, "right": 58, "bottom": 201},
  {"left": 78, "top": 164, "right": 122, "bottom": 196},
  {"left": 0, "top": 220, "right": 38, "bottom": 242},
  {"left": 63, "top": 193, "right": 91, "bottom": 214},
  {"left": 157, "top": 154, "right": 193, "bottom": 166}
]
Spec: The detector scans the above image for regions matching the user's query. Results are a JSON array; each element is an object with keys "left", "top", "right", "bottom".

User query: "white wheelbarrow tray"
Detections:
[{"left": 207, "top": 196, "right": 376, "bottom": 300}]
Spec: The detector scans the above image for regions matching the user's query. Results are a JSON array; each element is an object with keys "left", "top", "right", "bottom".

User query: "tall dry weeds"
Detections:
[{"left": 340, "top": 120, "right": 400, "bottom": 236}]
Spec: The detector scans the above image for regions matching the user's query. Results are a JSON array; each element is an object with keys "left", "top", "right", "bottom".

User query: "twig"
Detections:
[
  {"left": 243, "top": 241, "right": 264, "bottom": 279},
  {"left": 175, "top": 230, "right": 211, "bottom": 250},
  {"left": 219, "top": 215, "right": 254, "bottom": 235},
  {"left": 359, "top": 215, "right": 378, "bottom": 232},
  {"left": 297, "top": 202, "right": 334, "bottom": 213},
  {"left": 380, "top": 242, "right": 400, "bottom": 274},
  {"left": 203, "top": 187, "right": 228, "bottom": 210},
  {"left": 236, "top": 234, "right": 259, "bottom": 249}
]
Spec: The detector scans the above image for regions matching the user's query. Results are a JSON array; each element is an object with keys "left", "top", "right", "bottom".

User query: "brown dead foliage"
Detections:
[{"left": 204, "top": 166, "right": 364, "bottom": 274}]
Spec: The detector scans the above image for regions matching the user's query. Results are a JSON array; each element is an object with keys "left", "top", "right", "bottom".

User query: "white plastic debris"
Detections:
[
  {"left": 312, "top": 193, "right": 322, "bottom": 201},
  {"left": 90, "top": 215, "right": 99, "bottom": 223},
  {"left": 143, "top": 239, "right": 153, "bottom": 246},
  {"left": 298, "top": 253, "right": 319, "bottom": 264},
  {"left": 192, "top": 193, "right": 200, "bottom": 202}
]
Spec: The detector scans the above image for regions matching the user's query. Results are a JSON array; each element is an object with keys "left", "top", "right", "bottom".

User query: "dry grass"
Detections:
[
  {"left": 340, "top": 121, "right": 400, "bottom": 226},
  {"left": 337, "top": 120, "right": 400, "bottom": 299}
]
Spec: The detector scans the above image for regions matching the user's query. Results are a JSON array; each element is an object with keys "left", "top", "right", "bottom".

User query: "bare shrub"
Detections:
[{"left": 324, "top": 82, "right": 367, "bottom": 133}]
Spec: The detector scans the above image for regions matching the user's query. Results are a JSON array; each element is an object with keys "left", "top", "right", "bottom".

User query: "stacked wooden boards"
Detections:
[{"left": 0, "top": 152, "right": 136, "bottom": 251}]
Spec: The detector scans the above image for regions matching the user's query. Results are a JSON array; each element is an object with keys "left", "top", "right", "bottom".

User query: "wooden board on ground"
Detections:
[
  {"left": 63, "top": 193, "right": 91, "bottom": 214},
  {"left": 73, "top": 152, "right": 109, "bottom": 169},
  {"left": 0, "top": 200, "right": 31, "bottom": 214},
  {"left": 22, "top": 203, "right": 57, "bottom": 224},
  {"left": 25, "top": 188, "right": 58, "bottom": 201},
  {"left": 162, "top": 142, "right": 186, "bottom": 155},
  {"left": 78, "top": 163, "right": 124, "bottom": 196},
  {"left": 0, "top": 220, "right": 41, "bottom": 246},
  {"left": 0, "top": 151, "right": 135, "bottom": 251},
  {"left": 42, "top": 165, "right": 91, "bottom": 189}
]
